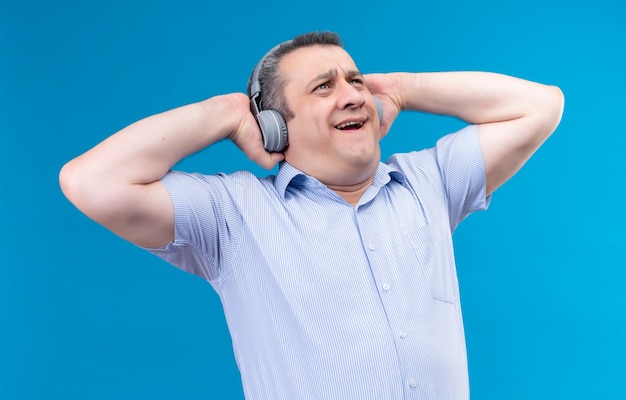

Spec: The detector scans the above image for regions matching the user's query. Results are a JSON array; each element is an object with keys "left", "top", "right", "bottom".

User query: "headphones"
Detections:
[{"left": 249, "top": 41, "right": 383, "bottom": 152}]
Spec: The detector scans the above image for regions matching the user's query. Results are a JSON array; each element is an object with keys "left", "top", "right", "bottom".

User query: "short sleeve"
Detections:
[
  {"left": 387, "top": 125, "right": 490, "bottom": 232},
  {"left": 144, "top": 170, "right": 243, "bottom": 281},
  {"left": 430, "top": 125, "right": 491, "bottom": 229}
]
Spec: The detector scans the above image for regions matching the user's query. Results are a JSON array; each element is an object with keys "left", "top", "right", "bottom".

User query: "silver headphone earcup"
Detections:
[
  {"left": 257, "top": 110, "right": 288, "bottom": 152},
  {"left": 374, "top": 96, "right": 383, "bottom": 123}
]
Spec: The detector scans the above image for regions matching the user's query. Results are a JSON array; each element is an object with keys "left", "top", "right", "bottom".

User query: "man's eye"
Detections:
[
  {"left": 316, "top": 82, "right": 330, "bottom": 90},
  {"left": 350, "top": 79, "right": 364, "bottom": 86}
]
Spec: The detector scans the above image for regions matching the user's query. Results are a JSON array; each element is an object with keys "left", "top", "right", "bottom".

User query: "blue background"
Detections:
[{"left": 2, "top": 0, "right": 624, "bottom": 398}]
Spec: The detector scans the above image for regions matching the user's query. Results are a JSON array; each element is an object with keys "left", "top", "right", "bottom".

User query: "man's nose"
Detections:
[{"left": 336, "top": 81, "right": 366, "bottom": 110}]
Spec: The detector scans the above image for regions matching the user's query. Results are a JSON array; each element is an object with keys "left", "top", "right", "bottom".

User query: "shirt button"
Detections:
[
  {"left": 382, "top": 283, "right": 390, "bottom": 292},
  {"left": 399, "top": 331, "right": 407, "bottom": 339},
  {"left": 409, "top": 379, "right": 417, "bottom": 389},
  {"left": 368, "top": 243, "right": 376, "bottom": 251}
]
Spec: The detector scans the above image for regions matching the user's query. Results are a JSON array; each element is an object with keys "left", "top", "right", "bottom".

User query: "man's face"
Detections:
[{"left": 279, "top": 45, "right": 381, "bottom": 186}]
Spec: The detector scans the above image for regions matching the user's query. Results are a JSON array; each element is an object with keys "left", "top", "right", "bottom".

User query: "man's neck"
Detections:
[{"left": 326, "top": 175, "right": 375, "bottom": 207}]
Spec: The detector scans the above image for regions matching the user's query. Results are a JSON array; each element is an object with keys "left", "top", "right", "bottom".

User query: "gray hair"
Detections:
[{"left": 247, "top": 31, "right": 343, "bottom": 120}]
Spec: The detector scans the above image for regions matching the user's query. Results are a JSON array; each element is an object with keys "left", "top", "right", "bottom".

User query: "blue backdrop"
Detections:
[{"left": 2, "top": 0, "right": 624, "bottom": 398}]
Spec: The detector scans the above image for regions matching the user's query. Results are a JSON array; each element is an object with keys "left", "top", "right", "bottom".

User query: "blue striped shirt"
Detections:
[{"left": 147, "top": 125, "right": 489, "bottom": 399}]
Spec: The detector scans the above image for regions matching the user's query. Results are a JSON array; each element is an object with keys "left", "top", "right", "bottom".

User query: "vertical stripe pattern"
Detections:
[{"left": 147, "top": 125, "right": 489, "bottom": 399}]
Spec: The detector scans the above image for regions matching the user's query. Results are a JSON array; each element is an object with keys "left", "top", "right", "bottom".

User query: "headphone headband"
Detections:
[{"left": 250, "top": 41, "right": 292, "bottom": 112}]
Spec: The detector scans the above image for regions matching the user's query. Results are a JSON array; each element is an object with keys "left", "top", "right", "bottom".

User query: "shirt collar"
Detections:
[{"left": 274, "top": 161, "right": 406, "bottom": 199}]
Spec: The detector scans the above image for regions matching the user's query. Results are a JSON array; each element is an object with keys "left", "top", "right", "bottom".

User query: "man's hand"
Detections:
[
  {"left": 364, "top": 73, "right": 403, "bottom": 139},
  {"left": 225, "top": 93, "right": 285, "bottom": 170}
]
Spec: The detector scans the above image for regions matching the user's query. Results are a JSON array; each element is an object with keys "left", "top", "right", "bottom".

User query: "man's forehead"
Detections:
[{"left": 279, "top": 45, "right": 358, "bottom": 79}]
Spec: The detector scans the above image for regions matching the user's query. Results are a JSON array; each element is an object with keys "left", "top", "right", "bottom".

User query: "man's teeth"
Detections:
[{"left": 335, "top": 121, "right": 363, "bottom": 130}]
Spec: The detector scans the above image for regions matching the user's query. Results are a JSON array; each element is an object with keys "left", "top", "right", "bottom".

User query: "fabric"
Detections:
[{"left": 147, "top": 124, "right": 489, "bottom": 400}]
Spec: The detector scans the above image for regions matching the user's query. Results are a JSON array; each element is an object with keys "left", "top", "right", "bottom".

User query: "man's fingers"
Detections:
[{"left": 250, "top": 148, "right": 285, "bottom": 170}]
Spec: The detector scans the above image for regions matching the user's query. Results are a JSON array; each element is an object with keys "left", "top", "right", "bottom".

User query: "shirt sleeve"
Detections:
[
  {"left": 429, "top": 124, "right": 491, "bottom": 230},
  {"left": 387, "top": 125, "right": 490, "bottom": 232},
  {"left": 143, "top": 170, "right": 243, "bottom": 281}
]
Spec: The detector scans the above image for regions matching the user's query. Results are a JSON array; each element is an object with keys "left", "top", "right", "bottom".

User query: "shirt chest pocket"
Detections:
[{"left": 405, "top": 219, "right": 458, "bottom": 304}]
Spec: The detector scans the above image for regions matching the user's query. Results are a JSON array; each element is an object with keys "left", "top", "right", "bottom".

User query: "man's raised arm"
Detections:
[
  {"left": 59, "top": 93, "right": 283, "bottom": 249},
  {"left": 366, "top": 72, "right": 564, "bottom": 195}
]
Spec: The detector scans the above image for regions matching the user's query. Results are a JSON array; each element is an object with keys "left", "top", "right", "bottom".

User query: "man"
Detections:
[{"left": 60, "top": 31, "right": 564, "bottom": 399}]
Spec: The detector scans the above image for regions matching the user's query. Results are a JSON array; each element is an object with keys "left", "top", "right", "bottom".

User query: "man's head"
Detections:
[
  {"left": 249, "top": 31, "right": 381, "bottom": 189},
  {"left": 247, "top": 31, "right": 342, "bottom": 120}
]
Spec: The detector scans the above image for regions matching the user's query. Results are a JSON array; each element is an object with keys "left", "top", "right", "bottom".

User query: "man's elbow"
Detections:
[
  {"left": 59, "top": 159, "right": 111, "bottom": 223},
  {"left": 542, "top": 85, "right": 565, "bottom": 138},
  {"left": 59, "top": 160, "right": 82, "bottom": 208},
  {"left": 515, "top": 85, "right": 564, "bottom": 156}
]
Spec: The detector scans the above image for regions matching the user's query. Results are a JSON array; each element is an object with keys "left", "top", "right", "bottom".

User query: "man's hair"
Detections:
[{"left": 247, "top": 31, "right": 343, "bottom": 120}]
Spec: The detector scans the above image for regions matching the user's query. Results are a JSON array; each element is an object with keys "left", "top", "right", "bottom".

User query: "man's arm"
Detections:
[
  {"left": 59, "top": 93, "right": 283, "bottom": 249},
  {"left": 366, "top": 72, "right": 564, "bottom": 195}
]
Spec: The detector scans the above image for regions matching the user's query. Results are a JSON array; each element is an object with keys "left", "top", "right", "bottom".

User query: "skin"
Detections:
[{"left": 59, "top": 43, "right": 564, "bottom": 250}]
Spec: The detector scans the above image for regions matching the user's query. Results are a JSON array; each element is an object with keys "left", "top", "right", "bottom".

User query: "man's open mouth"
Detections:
[{"left": 335, "top": 121, "right": 364, "bottom": 130}]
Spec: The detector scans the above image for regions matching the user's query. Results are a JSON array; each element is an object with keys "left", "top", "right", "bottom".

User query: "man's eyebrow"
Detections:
[
  {"left": 346, "top": 70, "right": 363, "bottom": 79},
  {"left": 307, "top": 69, "right": 336, "bottom": 89}
]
